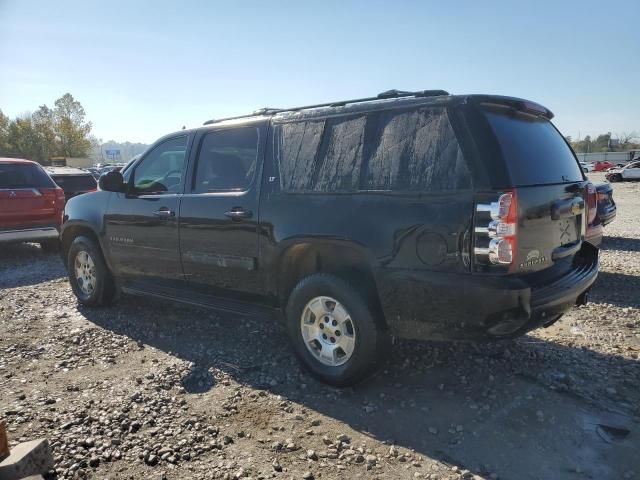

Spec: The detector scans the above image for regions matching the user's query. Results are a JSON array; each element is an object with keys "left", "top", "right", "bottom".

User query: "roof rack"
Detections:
[{"left": 202, "top": 89, "right": 449, "bottom": 125}]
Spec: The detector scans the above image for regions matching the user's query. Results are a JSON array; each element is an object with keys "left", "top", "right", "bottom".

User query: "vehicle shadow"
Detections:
[
  {"left": 589, "top": 270, "right": 640, "bottom": 308},
  {"left": 79, "top": 296, "right": 640, "bottom": 480},
  {"left": 0, "top": 243, "right": 66, "bottom": 289},
  {"left": 600, "top": 236, "right": 640, "bottom": 253}
]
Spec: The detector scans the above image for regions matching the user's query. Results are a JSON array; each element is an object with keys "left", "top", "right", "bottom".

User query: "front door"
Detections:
[
  {"left": 104, "top": 134, "right": 191, "bottom": 287},
  {"left": 179, "top": 123, "right": 265, "bottom": 302}
]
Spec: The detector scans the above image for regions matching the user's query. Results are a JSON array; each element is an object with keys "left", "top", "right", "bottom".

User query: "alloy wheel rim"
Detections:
[
  {"left": 74, "top": 250, "right": 96, "bottom": 296},
  {"left": 300, "top": 296, "right": 356, "bottom": 367}
]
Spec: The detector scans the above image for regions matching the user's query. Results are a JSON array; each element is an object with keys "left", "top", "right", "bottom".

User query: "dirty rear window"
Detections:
[
  {"left": 275, "top": 107, "right": 470, "bottom": 193},
  {"left": 484, "top": 109, "right": 583, "bottom": 186}
]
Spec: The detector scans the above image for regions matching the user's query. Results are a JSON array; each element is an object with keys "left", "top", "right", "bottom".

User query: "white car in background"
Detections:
[
  {"left": 605, "top": 160, "right": 640, "bottom": 182},
  {"left": 580, "top": 161, "right": 592, "bottom": 173}
]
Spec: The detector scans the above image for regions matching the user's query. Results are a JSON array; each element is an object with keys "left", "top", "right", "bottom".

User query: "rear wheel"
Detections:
[
  {"left": 285, "top": 274, "right": 388, "bottom": 386},
  {"left": 67, "top": 236, "right": 116, "bottom": 306}
]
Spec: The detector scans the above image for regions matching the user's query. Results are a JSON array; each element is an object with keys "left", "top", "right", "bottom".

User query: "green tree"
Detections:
[
  {"left": 6, "top": 114, "right": 41, "bottom": 160},
  {"left": 32, "top": 105, "right": 58, "bottom": 161},
  {"left": 53, "top": 93, "right": 92, "bottom": 157},
  {"left": 0, "top": 109, "right": 10, "bottom": 155}
]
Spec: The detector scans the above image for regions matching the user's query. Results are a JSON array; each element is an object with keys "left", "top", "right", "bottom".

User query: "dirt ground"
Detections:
[{"left": 1, "top": 172, "right": 638, "bottom": 480}]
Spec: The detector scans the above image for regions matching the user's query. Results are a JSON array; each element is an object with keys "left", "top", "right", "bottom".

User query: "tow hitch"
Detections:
[{"left": 576, "top": 290, "right": 589, "bottom": 306}]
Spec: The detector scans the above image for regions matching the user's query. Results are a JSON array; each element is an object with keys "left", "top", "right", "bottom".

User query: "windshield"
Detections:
[{"left": 484, "top": 108, "right": 584, "bottom": 186}]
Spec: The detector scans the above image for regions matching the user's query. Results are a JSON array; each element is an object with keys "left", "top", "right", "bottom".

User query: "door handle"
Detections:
[
  {"left": 153, "top": 208, "right": 175, "bottom": 218},
  {"left": 224, "top": 208, "right": 252, "bottom": 220}
]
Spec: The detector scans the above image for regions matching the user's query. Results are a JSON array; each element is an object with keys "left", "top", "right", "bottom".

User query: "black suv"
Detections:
[
  {"left": 47, "top": 166, "right": 97, "bottom": 202},
  {"left": 61, "top": 90, "right": 598, "bottom": 386}
]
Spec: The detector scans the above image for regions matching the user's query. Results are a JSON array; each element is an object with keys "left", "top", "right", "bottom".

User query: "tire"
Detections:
[
  {"left": 285, "top": 273, "right": 389, "bottom": 387},
  {"left": 609, "top": 174, "right": 622, "bottom": 183},
  {"left": 67, "top": 235, "right": 116, "bottom": 306},
  {"left": 40, "top": 239, "right": 60, "bottom": 254}
]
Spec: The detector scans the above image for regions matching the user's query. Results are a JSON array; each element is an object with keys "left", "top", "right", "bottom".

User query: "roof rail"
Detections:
[{"left": 202, "top": 89, "right": 449, "bottom": 125}]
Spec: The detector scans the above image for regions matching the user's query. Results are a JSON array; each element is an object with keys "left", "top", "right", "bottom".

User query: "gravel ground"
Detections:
[{"left": 1, "top": 172, "right": 638, "bottom": 480}]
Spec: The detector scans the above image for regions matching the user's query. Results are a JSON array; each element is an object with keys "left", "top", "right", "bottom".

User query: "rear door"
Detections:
[
  {"left": 475, "top": 106, "right": 588, "bottom": 274},
  {"left": 0, "top": 162, "right": 58, "bottom": 230},
  {"left": 179, "top": 123, "right": 265, "bottom": 301}
]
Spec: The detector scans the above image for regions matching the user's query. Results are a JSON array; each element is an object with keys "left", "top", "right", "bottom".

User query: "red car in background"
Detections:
[
  {"left": 592, "top": 161, "right": 615, "bottom": 172},
  {"left": 0, "top": 158, "right": 65, "bottom": 252}
]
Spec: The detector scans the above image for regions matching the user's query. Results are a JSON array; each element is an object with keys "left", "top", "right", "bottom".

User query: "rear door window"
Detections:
[
  {"left": 483, "top": 109, "right": 583, "bottom": 186},
  {"left": 0, "top": 163, "right": 55, "bottom": 188},
  {"left": 193, "top": 127, "right": 259, "bottom": 193}
]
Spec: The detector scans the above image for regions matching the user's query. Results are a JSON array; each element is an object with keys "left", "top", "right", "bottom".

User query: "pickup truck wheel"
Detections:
[
  {"left": 67, "top": 236, "right": 116, "bottom": 306},
  {"left": 285, "top": 274, "right": 388, "bottom": 387}
]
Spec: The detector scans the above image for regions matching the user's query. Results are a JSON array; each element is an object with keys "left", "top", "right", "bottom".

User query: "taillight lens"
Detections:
[
  {"left": 38, "top": 187, "right": 65, "bottom": 224},
  {"left": 585, "top": 183, "right": 597, "bottom": 225},
  {"left": 475, "top": 191, "right": 517, "bottom": 266}
]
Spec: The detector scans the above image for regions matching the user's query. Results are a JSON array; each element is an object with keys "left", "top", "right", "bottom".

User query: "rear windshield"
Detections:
[
  {"left": 52, "top": 174, "right": 97, "bottom": 192},
  {"left": 0, "top": 163, "right": 55, "bottom": 188},
  {"left": 484, "top": 109, "right": 583, "bottom": 185}
]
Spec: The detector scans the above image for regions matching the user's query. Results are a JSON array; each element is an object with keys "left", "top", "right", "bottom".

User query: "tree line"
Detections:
[
  {"left": 0, "top": 93, "right": 94, "bottom": 163},
  {"left": 566, "top": 132, "right": 639, "bottom": 154}
]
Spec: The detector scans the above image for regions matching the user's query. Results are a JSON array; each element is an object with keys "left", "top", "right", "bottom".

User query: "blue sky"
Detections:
[{"left": 1, "top": 0, "right": 638, "bottom": 144}]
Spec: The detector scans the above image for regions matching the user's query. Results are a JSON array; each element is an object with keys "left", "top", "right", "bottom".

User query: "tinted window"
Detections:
[
  {"left": 0, "top": 163, "right": 55, "bottom": 188},
  {"left": 52, "top": 175, "right": 97, "bottom": 192},
  {"left": 276, "top": 107, "right": 469, "bottom": 192},
  {"left": 134, "top": 136, "right": 187, "bottom": 194},
  {"left": 484, "top": 109, "right": 583, "bottom": 185},
  {"left": 194, "top": 127, "right": 258, "bottom": 193},
  {"left": 364, "top": 108, "right": 470, "bottom": 191}
]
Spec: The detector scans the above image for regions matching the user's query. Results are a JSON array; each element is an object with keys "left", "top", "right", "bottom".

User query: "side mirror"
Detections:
[{"left": 98, "top": 170, "right": 126, "bottom": 192}]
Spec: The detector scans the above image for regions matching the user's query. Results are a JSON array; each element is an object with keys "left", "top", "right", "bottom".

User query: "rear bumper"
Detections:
[
  {"left": 598, "top": 209, "right": 616, "bottom": 227},
  {"left": 377, "top": 243, "right": 598, "bottom": 341},
  {"left": 0, "top": 227, "right": 59, "bottom": 243}
]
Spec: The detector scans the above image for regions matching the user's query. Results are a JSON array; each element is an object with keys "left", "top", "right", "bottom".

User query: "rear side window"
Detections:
[
  {"left": 363, "top": 108, "right": 470, "bottom": 191},
  {"left": 52, "top": 175, "right": 97, "bottom": 192},
  {"left": 275, "top": 107, "right": 470, "bottom": 193},
  {"left": 484, "top": 109, "right": 583, "bottom": 185},
  {"left": 0, "top": 163, "right": 55, "bottom": 188},
  {"left": 194, "top": 127, "right": 259, "bottom": 193}
]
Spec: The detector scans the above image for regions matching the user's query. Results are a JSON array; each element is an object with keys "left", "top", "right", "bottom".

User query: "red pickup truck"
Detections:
[{"left": 0, "top": 158, "right": 65, "bottom": 252}]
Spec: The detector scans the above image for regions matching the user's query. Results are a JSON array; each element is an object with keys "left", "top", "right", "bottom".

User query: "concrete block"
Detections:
[{"left": 0, "top": 439, "right": 53, "bottom": 480}]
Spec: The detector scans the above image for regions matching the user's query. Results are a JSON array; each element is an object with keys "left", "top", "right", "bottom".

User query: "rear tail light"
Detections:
[
  {"left": 585, "top": 183, "right": 597, "bottom": 226},
  {"left": 474, "top": 191, "right": 517, "bottom": 266}
]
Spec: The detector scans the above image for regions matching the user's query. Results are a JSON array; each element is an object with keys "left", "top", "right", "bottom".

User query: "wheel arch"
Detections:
[
  {"left": 60, "top": 221, "right": 112, "bottom": 271},
  {"left": 274, "top": 239, "right": 387, "bottom": 329}
]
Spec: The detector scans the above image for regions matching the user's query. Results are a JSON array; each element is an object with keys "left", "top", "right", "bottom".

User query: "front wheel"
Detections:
[
  {"left": 608, "top": 173, "right": 622, "bottom": 182},
  {"left": 285, "top": 274, "right": 389, "bottom": 386},
  {"left": 67, "top": 236, "right": 116, "bottom": 306}
]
